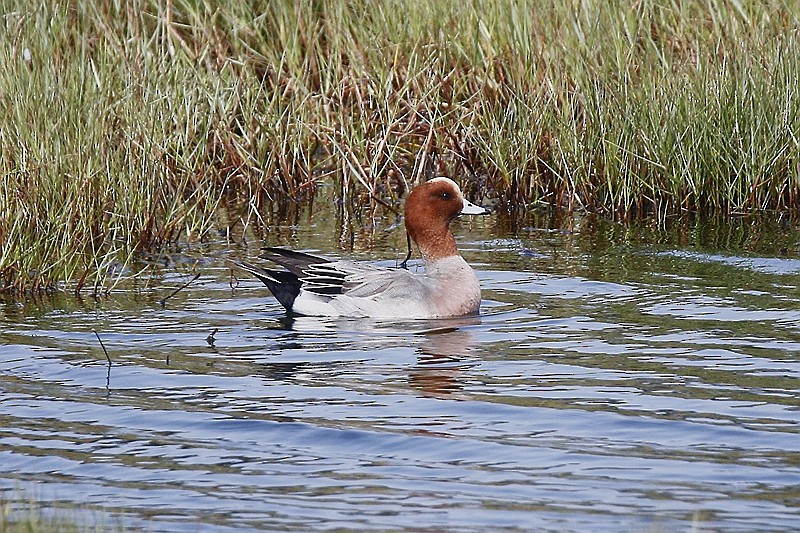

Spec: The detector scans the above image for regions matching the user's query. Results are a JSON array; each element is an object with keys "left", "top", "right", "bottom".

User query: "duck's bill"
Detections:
[{"left": 461, "top": 198, "right": 489, "bottom": 215}]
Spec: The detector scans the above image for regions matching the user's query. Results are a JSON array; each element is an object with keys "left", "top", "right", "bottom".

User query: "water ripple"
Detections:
[{"left": 1, "top": 235, "right": 800, "bottom": 532}]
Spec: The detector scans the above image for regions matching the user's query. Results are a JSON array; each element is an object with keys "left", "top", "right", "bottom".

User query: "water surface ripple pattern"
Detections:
[{"left": 1, "top": 223, "right": 799, "bottom": 532}]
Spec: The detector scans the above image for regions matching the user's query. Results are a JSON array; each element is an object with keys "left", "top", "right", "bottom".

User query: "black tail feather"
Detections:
[
  {"left": 260, "top": 247, "right": 330, "bottom": 278},
  {"left": 234, "top": 248, "right": 336, "bottom": 311},
  {"left": 234, "top": 261, "right": 303, "bottom": 311}
]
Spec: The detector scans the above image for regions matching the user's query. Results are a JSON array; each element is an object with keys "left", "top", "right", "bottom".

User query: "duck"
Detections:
[{"left": 236, "top": 177, "right": 488, "bottom": 318}]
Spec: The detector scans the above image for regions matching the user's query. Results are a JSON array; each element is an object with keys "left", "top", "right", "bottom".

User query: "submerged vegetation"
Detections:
[{"left": 1, "top": 0, "right": 800, "bottom": 292}]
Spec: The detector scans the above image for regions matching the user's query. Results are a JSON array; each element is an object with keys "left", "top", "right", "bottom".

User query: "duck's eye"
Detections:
[{"left": 441, "top": 192, "right": 451, "bottom": 200}]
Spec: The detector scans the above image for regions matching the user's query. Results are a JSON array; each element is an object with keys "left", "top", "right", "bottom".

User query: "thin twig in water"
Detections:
[
  {"left": 206, "top": 328, "right": 218, "bottom": 346},
  {"left": 399, "top": 233, "right": 412, "bottom": 269},
  {"left": 93, "top": 330, "right": 111, "bottom": 365},
  {"left": 160, "top": 272, "right": 201, "bottom": 306}
]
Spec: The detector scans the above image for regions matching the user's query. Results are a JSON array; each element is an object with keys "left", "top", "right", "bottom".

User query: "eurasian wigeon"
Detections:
[{"left": 237, "top": 177, "right": 488, "bottom": 318}]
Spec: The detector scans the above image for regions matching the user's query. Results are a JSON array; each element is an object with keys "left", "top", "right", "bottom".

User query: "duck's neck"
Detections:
[{"left": 409, "top": 223, "right": 458, "bottom": 261}]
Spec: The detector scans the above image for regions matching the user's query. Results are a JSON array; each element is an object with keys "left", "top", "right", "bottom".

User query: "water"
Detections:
[{"left": 1, "top": 209, "right": 799, "bottom": 532}]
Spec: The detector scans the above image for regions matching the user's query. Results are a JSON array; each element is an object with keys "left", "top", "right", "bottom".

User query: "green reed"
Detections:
[
  {"left": 1, "top": 491, "right": 116, "bottom": 533},
  {"left": 1, "top": 0, "right": 799, "bottom": 292}
]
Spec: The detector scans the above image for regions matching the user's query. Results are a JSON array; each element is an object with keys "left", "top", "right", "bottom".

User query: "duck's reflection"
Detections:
[
  {"left": 252, "top": 314, "right": 481, "bottom": 397},
  {"left": 409, "top": 318, "right": 479, "bottom": 396}
]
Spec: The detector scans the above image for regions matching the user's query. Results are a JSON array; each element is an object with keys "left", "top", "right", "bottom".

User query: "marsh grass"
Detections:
[
  {"left": 2, "top": 0, "right": 799, "bottom": 292},
  {"left": 1, "top": 493, "right": 115, "bottom": 533}
]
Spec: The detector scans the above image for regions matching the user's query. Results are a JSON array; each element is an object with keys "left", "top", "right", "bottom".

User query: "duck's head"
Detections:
[{"left": 403, "top": 177, "right": 488, "bottom": 260}]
